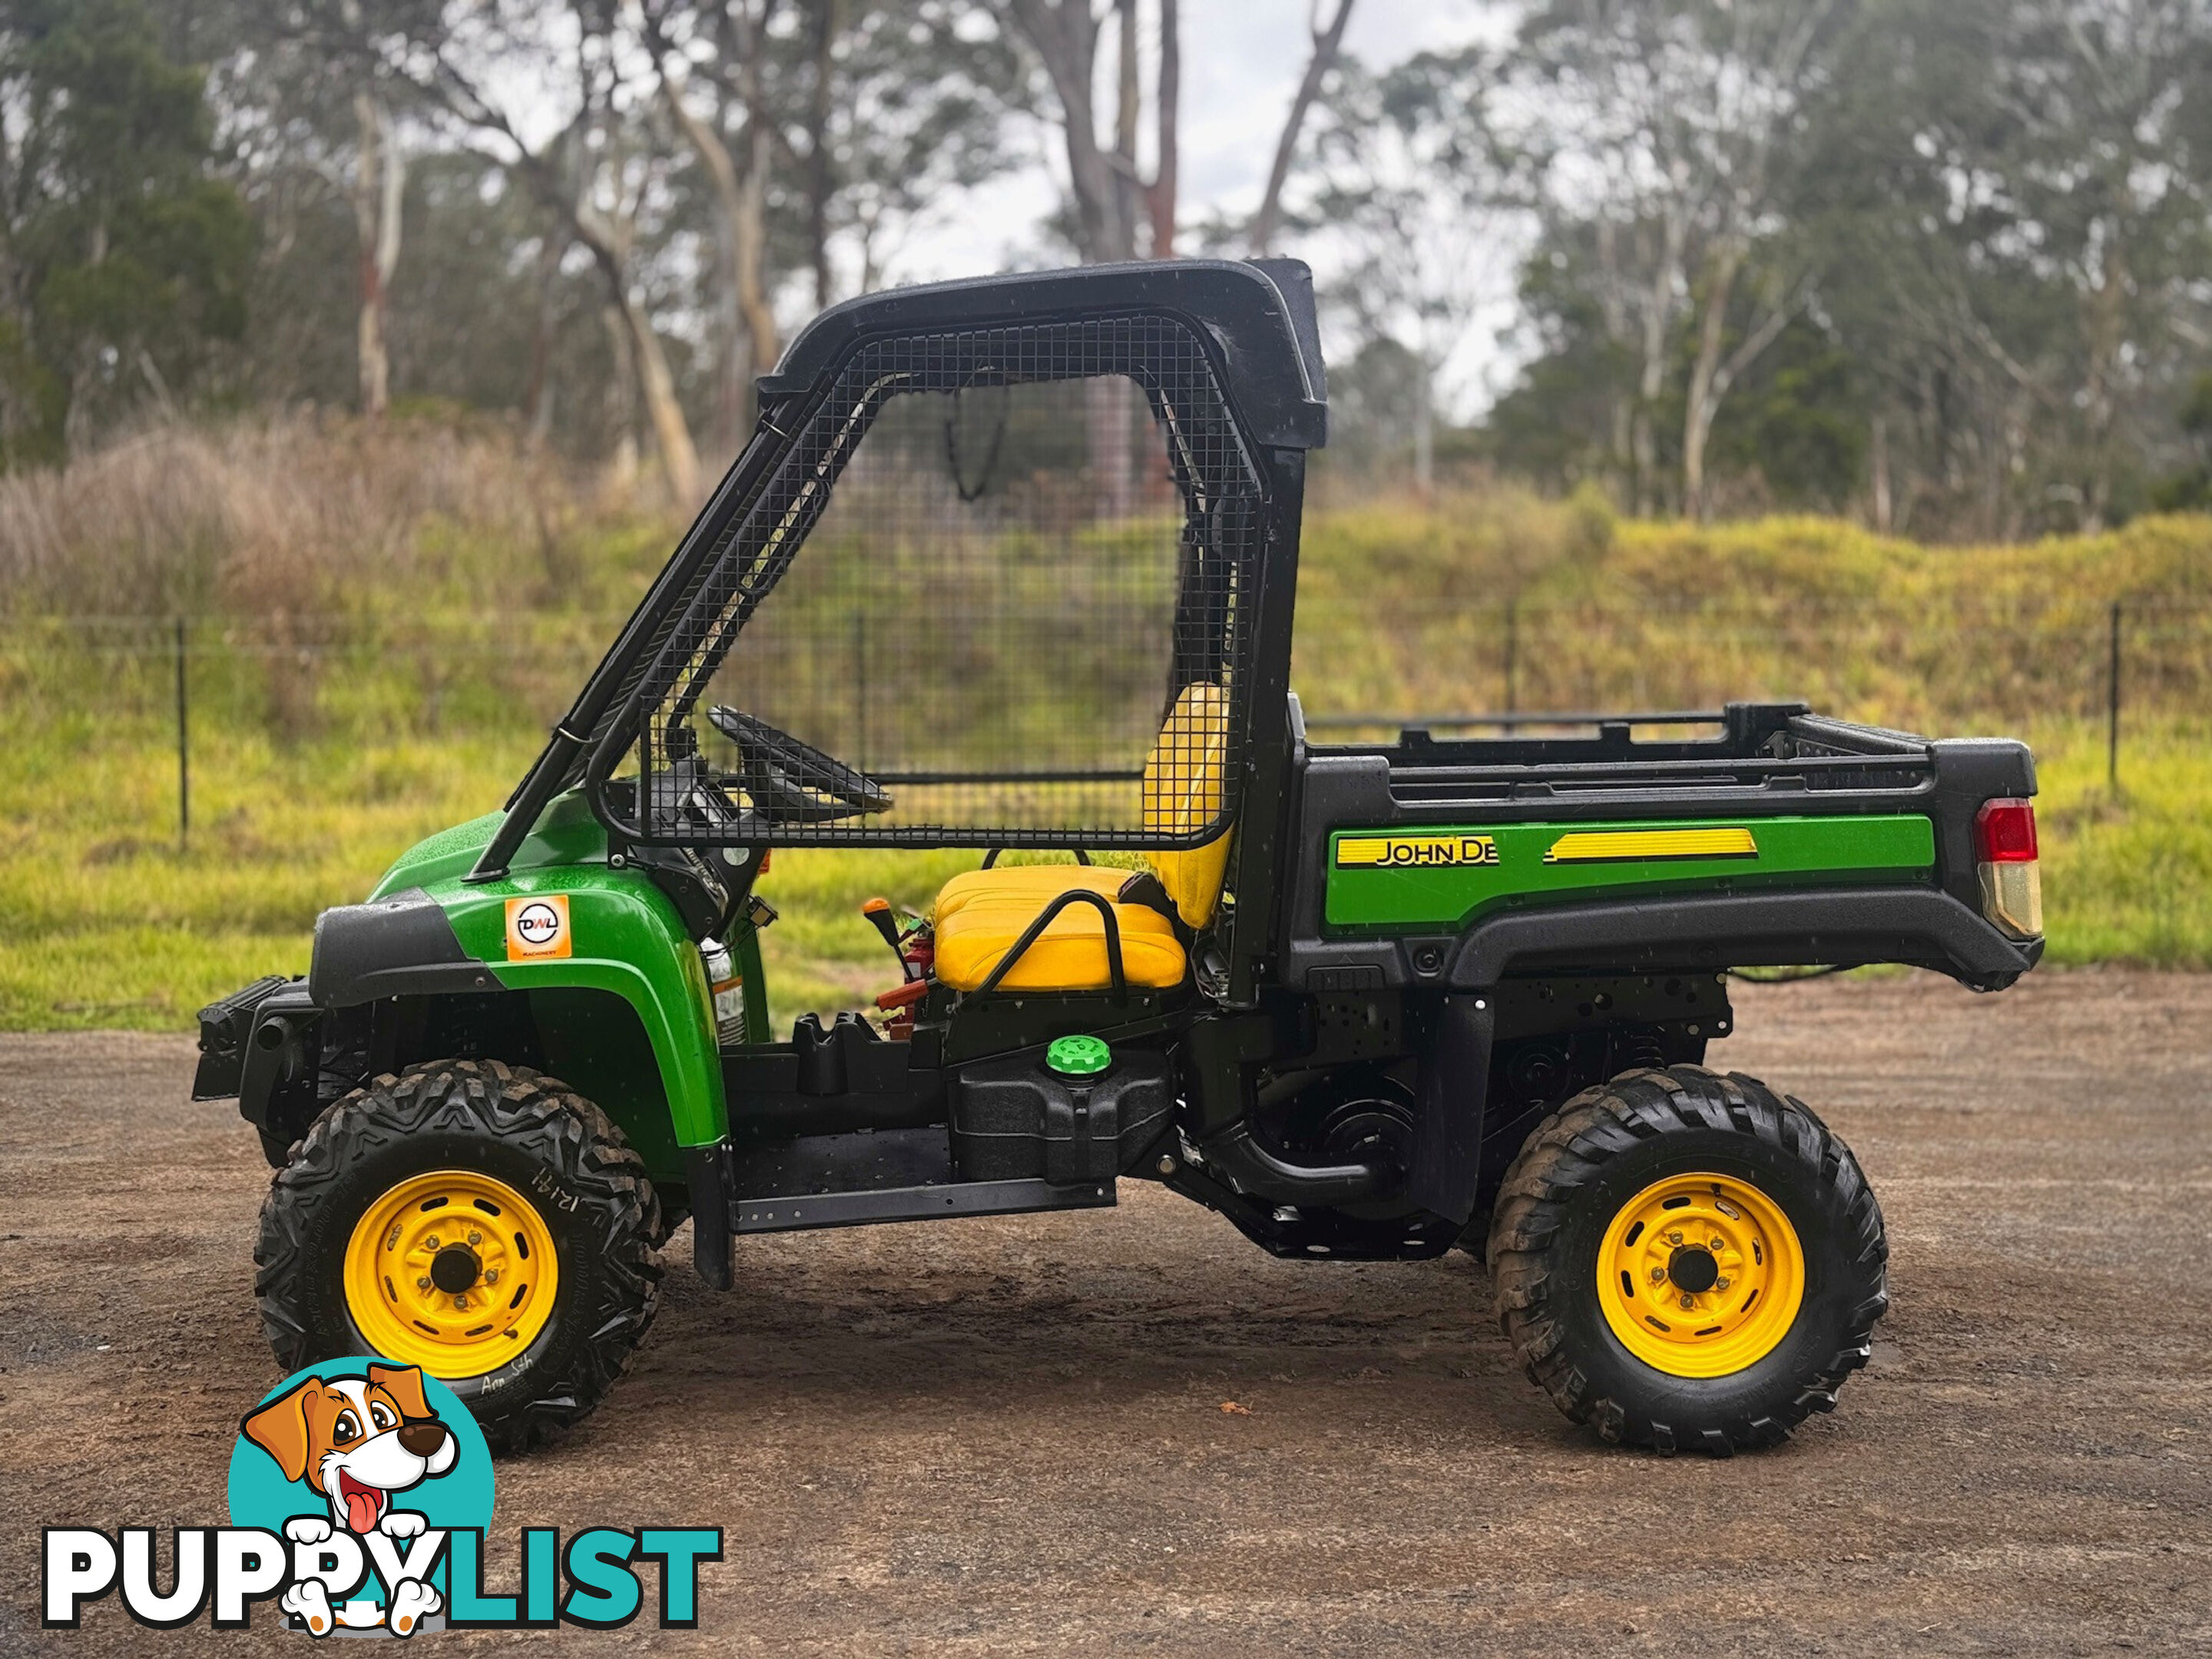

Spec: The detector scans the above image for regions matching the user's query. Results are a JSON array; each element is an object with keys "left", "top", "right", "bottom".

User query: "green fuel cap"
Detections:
[{"left": 1045, "top": 1035, "right": 1111, "bottom": 1076}]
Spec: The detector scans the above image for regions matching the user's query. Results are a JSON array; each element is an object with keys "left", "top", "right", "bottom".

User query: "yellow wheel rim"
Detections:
[
  {"left": 343, "top": 1170, "right": 559, "bottom": 1377},
  {"left": 1598, "top": 1172, "right": 1804, "bottom": 1378}
]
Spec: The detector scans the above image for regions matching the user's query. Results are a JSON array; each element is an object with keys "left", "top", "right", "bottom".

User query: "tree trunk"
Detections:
[
  {"left": 351, "top": 93, "right": 404, "bottom": 419},
  {"left": 2080, "top": 227, "right": 2128, "bottom": 531},
  {"left": 1413, "top": 349, "right": 1434, "bottom": 493},
  {"left": 523, "top": 227, "right": 568, "bottom": 446},
  {"left": 806, "top": 0, "right": 839, "bottom": 306},
  {"left": 1869, "top": 412, "right": 1892, "bottom": 535},
  {"left": 654, "top": 58, "right": 773, "bottom": 453},
  {"left": 1115, "top": 0, "right": 1141, "bottom": 248},
  {"left": 734, "top": 108, "right": 779, "bottom": 394},
  {"left": 1682, "top": 240, "right": 1744, "bottom": 522},
  {"left": 730, "top": 3, "right": 783, "bottom": 398},
  {"left": 1250, "top": 0, "right": 1354, "bottom": 256},
  {"left": 602, "top": 303, "right": 641, "bottom": 491},
  {"left": 582, "top": 238, "right": 700, "bottom": 502},
  {"left": 1005, "top": 0, "right": 1128, "bottom": 261},
  {"left": 1631, "top": 210, "right": 1683, "bottom": 516},
  {"left": 1594, "top": 217, "right": 1633, "bottom": 485},
  {"left": 1146, "top": 0, "right": 1178, "bottom": 258}
]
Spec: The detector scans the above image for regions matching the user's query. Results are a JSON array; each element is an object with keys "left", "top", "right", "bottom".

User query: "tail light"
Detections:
[{"left": 1974, "top": 799, "right": 2041, "bottom": 939}]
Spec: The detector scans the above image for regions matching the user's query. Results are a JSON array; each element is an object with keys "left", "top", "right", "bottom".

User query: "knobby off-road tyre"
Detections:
[
  {"left": 256, "top": 1059, "right": 662, "bottom": 1453},
  {"left": 1487, "top": 1065, "right": 1887, "bottom": 1455}
]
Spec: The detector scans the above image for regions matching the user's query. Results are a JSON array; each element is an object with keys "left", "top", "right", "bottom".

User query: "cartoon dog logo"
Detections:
[{"left": 240, "top": 1363, "right": 458, "bottom": 1636}]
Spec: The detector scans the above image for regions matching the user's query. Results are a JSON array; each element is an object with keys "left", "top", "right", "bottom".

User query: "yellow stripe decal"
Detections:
[
  {"left": 1336, "top": 833, "right": 1499, "bottom": 869},
  {"left": 1544, "top": 827, "right": 1759, "bottom": 864}
]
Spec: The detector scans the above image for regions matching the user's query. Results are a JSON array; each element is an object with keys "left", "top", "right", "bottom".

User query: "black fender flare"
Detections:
[
  {"left": 308, "top": 888, "right": 498, "bottom": 1008},
  {"left": 1444, "top": 886, "right": 2038, "bottom": 992},
  {"left": 1401, "top": 887, "right": 2040, "bottom": 1228}
]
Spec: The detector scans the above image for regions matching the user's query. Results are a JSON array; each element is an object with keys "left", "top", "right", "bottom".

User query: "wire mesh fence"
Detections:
[{"left": 4, "top": 592, "right": 2207, "bottom": 848}]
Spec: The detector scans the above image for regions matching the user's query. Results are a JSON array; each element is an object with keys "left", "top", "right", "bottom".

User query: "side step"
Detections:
[
  {"left": 687, "top": 1125, "right": 1118, "bottom": 1284},
  {"left": 737, "top": 1177, "right": 1114, "bottom": 1234}
]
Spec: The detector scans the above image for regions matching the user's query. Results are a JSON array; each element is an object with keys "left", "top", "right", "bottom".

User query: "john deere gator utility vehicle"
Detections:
[{"left": 197, "top": 260, "right": 2044, "bottom": 1453}]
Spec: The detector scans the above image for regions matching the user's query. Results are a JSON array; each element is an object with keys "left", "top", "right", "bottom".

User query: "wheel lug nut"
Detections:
[
  {"left": 454, "top": 1294, "right": 469, "bottom": 1310},
  {"left": 425, "top": 1235, "right": 441, "bottom": 1250},
  {"left": 416, "top": 1277, "right": 431, "bottom": 1290},
  {"left": 468, "top": 1231, "right": 482, "bottom": 1246},
  {"left": 1710, "top": 1237, "right": 1724, "bottom": 1252},
  {"left": 484, "top": 1270, "right": 499, "bottom": 1285},
  {"left": 1715, "top": 1277, "right": 1731, "bottom": 1292},
  {"left": 1679, "top": 1292, "right": 1695, "bottom": 1310},
  {"left": 1649, "top": 1267, "right": 1667, "bottom": 1284},
  {"left": 1667, "top": 1230, "right": 1683, "bottom": 1245}
]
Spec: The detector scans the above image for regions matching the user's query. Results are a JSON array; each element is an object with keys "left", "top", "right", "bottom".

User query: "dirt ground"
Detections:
[{"left": 3, "top": 970, "right": 2209, "bottom": 1657}]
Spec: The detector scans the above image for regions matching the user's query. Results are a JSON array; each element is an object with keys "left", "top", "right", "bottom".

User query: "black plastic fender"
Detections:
[
  {"left": 308, "top": 887, "right": 495, "bottom": 1008},
  {"left": 1443, "top": 886, "right": 2039, "bottom": 992}
]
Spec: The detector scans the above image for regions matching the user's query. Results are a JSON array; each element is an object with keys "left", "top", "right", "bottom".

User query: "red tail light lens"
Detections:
[
  {"left": 1973, "top": 798, "right": 2041, "bottom": 939},
  {"left": 1974, "top": 799, "right": 2038, "bottom": 863}
]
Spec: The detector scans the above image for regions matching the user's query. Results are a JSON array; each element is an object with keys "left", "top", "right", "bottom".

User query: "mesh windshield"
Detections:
[{"left": 624, "top": 313, "right": 1263, "bottom": 847}]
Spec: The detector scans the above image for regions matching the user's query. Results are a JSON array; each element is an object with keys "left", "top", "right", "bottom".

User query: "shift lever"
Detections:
[{"left": 860, "top": 898, "right": 915, "bottom": 979}]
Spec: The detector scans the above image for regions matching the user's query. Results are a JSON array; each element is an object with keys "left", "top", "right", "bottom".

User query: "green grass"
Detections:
[
  {"left": 1, "top": 707, "right": 2202, "bottom": 1035},
  {"left": 2032, "top": 723, "right": 2212, "bottom": 966},
  {"left": 7, "top": 485, "right": 2212, "bottom": 1032}
]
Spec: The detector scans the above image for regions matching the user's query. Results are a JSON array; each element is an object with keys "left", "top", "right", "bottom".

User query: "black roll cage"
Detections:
[{"left": 466, "top": 260, "right": 1330, "bottom": 1006}]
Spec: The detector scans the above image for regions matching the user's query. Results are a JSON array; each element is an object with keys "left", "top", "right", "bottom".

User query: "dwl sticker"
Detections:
[{"left": 505, "top": 896, "right": 571, "bottom": 961}]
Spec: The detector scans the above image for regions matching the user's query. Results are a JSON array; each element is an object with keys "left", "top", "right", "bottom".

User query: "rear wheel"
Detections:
[
  {"left": 1487, "top": 1065, "right": 1886, "bottom": 1455},
  {"left": 256, "top": 1059, "right": 661, "bottom": 1452}
]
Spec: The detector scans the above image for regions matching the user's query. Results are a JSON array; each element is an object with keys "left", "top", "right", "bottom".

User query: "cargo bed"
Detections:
[{"left": 1277, "top": 699, "right": 2041, "bottom": 992}]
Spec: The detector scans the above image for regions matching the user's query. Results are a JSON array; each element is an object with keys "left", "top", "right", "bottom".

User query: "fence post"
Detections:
[
  {"left": 2107, "top": 600, "right": 2121, "bottom": 795},
  {"left": 174, "top": 615, "right": 190, "bottom": 848},
  {"left": 1502, "top": 596, "right": 1519, "bottom": 714}
]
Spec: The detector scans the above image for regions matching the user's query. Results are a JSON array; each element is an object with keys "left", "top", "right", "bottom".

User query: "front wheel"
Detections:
[
  {"left": 255, "top": 1059, "right": 662, "bottom": 1452},
  {"left": 1487, "top": 1065, "right": 1887, "bottom": 1455}
]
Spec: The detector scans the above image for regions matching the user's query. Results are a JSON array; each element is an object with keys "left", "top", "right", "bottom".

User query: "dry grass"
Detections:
[{"left": 0, "top": 412, "right": 654, "bottom": 614}]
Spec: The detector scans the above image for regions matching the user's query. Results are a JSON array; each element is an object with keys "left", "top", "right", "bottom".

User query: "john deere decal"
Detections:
[
  {"left": 1336, "top": 833, "right": 1500, "bottom": 869},
  {"left": 1544, "top": 826, "right": 1760, "bottom": 864}
]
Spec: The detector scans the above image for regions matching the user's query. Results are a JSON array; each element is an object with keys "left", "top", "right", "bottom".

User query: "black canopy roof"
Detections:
[{"left": 757, "top": 257, "right": 1329, "bottom": 450}]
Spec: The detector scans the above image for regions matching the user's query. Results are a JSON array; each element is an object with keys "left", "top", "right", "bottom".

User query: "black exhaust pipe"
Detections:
[{"left": 1197, "top": 1122, "right": 1389, "bottom": 1208}]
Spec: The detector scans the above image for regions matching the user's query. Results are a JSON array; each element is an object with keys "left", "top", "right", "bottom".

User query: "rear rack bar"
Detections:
[
  {"left": 1387, "top": 751, "right": 1930, "bottom": 786},
  {"left": 1306, "top": 709, "right": 1728, "bottom": 731}
]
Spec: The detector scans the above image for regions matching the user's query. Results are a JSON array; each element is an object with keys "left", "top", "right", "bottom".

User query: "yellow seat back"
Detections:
[{"left": 1142, "top": 683, "right": 1232, "bottom": 929}]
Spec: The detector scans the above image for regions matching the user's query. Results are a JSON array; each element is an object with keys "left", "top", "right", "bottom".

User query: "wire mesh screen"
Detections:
[{"left": 628, "top": 314, "right": 1264, "bottom": 847}]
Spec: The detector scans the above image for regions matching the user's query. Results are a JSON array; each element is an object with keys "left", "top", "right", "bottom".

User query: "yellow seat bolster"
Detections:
[
  {"left": 933, "top": 864, "right": 1129, "bottom": 924},
  {"left": 933, "top": 896, "right": 1187, "bottom": 992},
  {"left": 1142, "top": 682, "right": 1233, "bottom": 929}
]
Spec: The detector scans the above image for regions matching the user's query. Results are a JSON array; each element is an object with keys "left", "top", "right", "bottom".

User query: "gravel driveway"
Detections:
[{"left": 3, "top": 971, "right": 2208, "bottom": 1655}]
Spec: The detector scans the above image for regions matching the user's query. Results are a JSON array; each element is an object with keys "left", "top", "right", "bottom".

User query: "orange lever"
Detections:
[
  {"left": 860, "top": 896, "right": 903, "bottom": 955},
  {"left": 875, "top": 979, "right": 929, "bottom": 1011}
]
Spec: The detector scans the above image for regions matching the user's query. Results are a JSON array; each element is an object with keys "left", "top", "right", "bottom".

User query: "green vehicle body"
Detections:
[
  {"left": 360, "top": 796, "right": 759, "bottom": 1181},
  {"left": 1322, "top": 814, "right": 1939, "bottom": 932},
  {"left": 335, "top": 803, "right": 1953, "bottom": 1188}
]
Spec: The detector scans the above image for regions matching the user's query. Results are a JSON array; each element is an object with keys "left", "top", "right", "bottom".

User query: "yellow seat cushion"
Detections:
[
  {"left": 933, "top": 893, "right": 1187, "bottom": 992},
  {"left": 934, "top": 864, "right": 1130, "bottom": 925},
  {"left": 924, "top": 682, "right": 1231, "bottom": 993}
]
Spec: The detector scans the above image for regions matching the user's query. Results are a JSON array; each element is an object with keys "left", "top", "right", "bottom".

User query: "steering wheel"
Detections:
[{"left": 706, "top": 707, "right": 893, "bottom": 823}]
